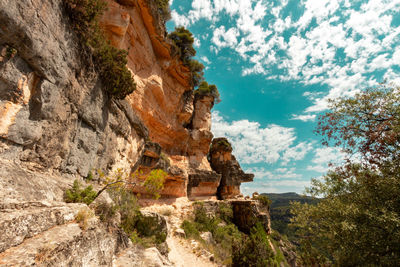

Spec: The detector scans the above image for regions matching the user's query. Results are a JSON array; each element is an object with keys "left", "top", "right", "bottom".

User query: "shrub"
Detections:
[
  {"left": 109, "top": 187, "right": 140, "bottom": 234},
  {"left": 75, "top": 208, "right": 95, "bottom": 230},
  {"left": 154, "top": 0, "right": 171, "bottom": 21},
  {"left": 94, "top": 202, "right": 117, "bottom": 223},
  {"left": 255, "top": 195, "right": 271, "bottom": 209},
  {"left": 64, "top": 180, "right": 97, "bottom": 205},
  {"left": 168, "top": 27, "right": 204, "bottom": 87},
  {"left": 142, "top": 169, "right": 167, "bottom": 199},
  {"left": 194, "top": 81, "right": 221, "bottom": 104},
  {"left": 64, "top": 0, "right": 135, "bottom": 99},
  {"left": 5, "top": 46, "right": 17, "bottom": 58},
  {"left": 181, "top": 220, "right": 200, "bottom": 238},
  {"left": 217, "top": 202, "right": 233, "bottom": 223},
  {"left": 232, "top": 223, "right": 277, "bottom": 267}
]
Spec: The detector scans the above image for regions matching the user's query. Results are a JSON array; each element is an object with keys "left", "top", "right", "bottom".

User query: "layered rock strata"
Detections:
[
  {"left": 209, "top": 138, "right": 254, "bottom": 199},
  {"left": 0, "top": 0, "right": 252, "bottom": 199}
]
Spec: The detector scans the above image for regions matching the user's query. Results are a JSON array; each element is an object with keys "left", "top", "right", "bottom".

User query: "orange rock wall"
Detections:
[{"left": 100, "top": 0, "right": 218, "bottom": 198}]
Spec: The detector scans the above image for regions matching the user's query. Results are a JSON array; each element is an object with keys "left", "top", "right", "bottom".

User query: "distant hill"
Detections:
[{"left": 262, "top": 192, "right": 318, "bottom": 241}]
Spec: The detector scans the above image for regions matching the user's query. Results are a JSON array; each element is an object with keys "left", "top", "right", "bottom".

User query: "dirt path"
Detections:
[{"left": 142, "top": 198, "right": 218, "bottom": 267}]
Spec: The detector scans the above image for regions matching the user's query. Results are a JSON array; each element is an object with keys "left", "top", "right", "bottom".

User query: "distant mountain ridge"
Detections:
[{"left": 262, "top": 192, "right": 318, "bottom": 240}]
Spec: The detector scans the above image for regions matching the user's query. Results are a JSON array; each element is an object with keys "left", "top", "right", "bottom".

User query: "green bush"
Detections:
[
  {"left": 154, "top": 0, "right": 171, "bottom": 21},
  {"left": 255, "top": 195, "right": 271, "bottom": 209},
  {"left": 64, "top": 0, "right": 135, "bottom": 99},
  {"left": 64, "top": 180, "right": 97, "bottom": 205},
  {"left": 232, "top": 223, "right": 277, "bottom": 267},
  {"left": 5, "top": 46, "right": 17, "bottom": 58},
  {"left": 181, "top": 220, "right": 200, "bottom": 238},
  {"left": 94, "top": 202, "right": 117, "bottom": 223},
  {"left": 194, "top": 81, "right": 221, "bottom": 104},
  {"left": 168, "top": 27, "right": 204, "bottom": 87},
  {"left": 142, "top": 169, "right": 167, "bottom": 199}
]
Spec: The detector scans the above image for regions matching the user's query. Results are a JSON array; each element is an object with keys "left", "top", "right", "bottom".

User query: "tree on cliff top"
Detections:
[
  {"left": 194, "top": 81, "right": 221, "bottom": 104},
  {"left": 168, "top": 27, "right": 205, "bottom": 87},
  {"left": 290, "top": 83, "right": 400, "bottom": 266}
]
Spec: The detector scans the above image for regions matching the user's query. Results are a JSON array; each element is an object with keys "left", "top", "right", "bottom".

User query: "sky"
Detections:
[{"left": 166, "top": 0, "right": 400, "bottom": 195}]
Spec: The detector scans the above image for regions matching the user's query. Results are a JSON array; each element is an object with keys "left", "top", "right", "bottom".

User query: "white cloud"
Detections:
[
  {"left": 193, "top": 37, "right": 201, "bottom": 47},
  {"left": 290, "top": 114, "right": 316, "bottom": 122},
  {"left": 211, "top": 26, "right": 240, "bottom": 48},
  {"left": 306, "top": 147, "right": 345, "bottom": 173},
  {"left": 171, "top": 10, "right": 190, "bottom": 27},
  {"left": 171, "top": 0, "right": 400, "bottom": 114},
  {"left": 200, "top": 56, "right": 210, "bottom": 64},
  {"left": 211, "top": 111, "right": 311, "bottom": 164}
]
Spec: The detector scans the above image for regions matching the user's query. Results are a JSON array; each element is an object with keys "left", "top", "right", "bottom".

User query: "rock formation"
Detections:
[
  {"left": 0, "top": 0, "right": 256, "bottom": 264},
  {"left": 209, "top": 138, "right": 254, "bottom": 199}
]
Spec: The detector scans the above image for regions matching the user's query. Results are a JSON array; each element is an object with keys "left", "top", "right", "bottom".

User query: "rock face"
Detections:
[
  {"left": 209, "top": 138, "right": 254, "bottom": 199},
  {"left": 230, "top": 200, "right": 271, "bottom": 235},
  {"left": 0, "top": 1, "right": 146, "bottom": 177}
]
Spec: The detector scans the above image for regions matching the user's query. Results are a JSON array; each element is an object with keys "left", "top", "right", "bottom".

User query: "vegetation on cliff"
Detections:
[
  {"left": 64, "top": 0, "right": 135, "bottom": 99},
  {"left": 290, "top": 84, "right": 400, "bottom": 266},
  {"left": 168, "top": 27, "right": 221, "bottom": 104},
  {"left": 181, "top": 202, "right": 285, "bottom": 266},
  {"left": 194, "top": 81, "right": 221, "bottom": 104},
  {"left": 168, "top": 26, "right": 204, "bottom": 87},
  {"left": 262, "top": 192, "right": 317, "bottom": 240}
]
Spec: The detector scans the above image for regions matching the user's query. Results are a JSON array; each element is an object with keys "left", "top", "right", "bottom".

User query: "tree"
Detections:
[
  {"left": 194, "top": 81, "right": 221, "bottom": 104},
  {"left": 291, "top": 84, "right": 400, "bottom": 266},
  {"left": 290, "top": 164, "right": 400, "bottom": 266},
  {"left": 315, "top": 83, "right": 400, "bottom": 168},
  {"left": 168, "top": 27, "right": 205, "bottom": 87},
  {"left": 168, "top": 26, "right": 196, "bottom": 63}
]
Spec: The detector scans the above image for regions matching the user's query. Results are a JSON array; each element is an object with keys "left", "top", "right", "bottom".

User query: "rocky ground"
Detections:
[{"left": 142, "top": 198, "right": 218, "bottom": 267}]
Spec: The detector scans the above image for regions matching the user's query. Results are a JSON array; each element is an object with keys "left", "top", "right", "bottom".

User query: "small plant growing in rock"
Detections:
[
  {"left": 64, "top": 180, "right": 97, "bottom": 205},
  {"left": 75, "top": 208, "right": 95, "bottom": 230},
  {"left": 5, "top": 46, "right": 17, "bottom": 58},
  {"left": 141, "top": 169, "right": 167, "bottom": 199},
  {"left": 254, "top": 195, "right": 271, "bottom": 209}
]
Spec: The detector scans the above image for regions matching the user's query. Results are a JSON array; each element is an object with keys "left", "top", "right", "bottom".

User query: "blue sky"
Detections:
[{"left": 167, "top": 0, "right": 400, "bottom": 195}]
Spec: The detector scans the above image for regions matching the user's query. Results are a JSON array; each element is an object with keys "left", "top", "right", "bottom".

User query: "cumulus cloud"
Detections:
[
  {"left": 290, "top": 114, "right": 316, "bottom": 122},
  {"left": 211, "top": 111, "right": 312, "bottom": 164},
  {"left": 171, "top": 0, "right": 400, "bottom": 113},
  {"left": 306, "top": 147, "right": 345, "bottom": 173}
]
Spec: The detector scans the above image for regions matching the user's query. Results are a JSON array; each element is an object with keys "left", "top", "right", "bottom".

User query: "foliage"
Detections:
[
  {"left": 154, "top": 0, "right": 171, "bottom": 21},
  {"left": 75, "top": 208, "right": 95, "bottom": 230},
  {"left": 292, "top": 84, "right": 400, "bottom": 266},
  {"left": 85, "top": 169, "right": 94, "bottom": 181},
  {"left": 142, "top": 169, "right": 167, "bottom": 199},
  {"left": 194, "top": 81, "right": 221, "bottom": 104},
  {"left": 188, "top": 59, "right": 205, "bottom": 88},
  {"left": 94, "top": 201, "right": 117, "bottom": 224},
  {"left": 316, "top": 84, "right": 400, "bottom": 167},
  {"left": 107, "top": 186, "right": 167, "bottom": 247},
  {"left": 168, "top": 27, "right": 204, "bottom": 87},
  {"left": 64, "top": 180, "right": 97, "bottom": 205},
  {"left": 6, "top": 46, "right": 17, "bottom": 58},
  {"left": 168, "top": 26, "right": 196, "bottom": 63},
  {"left": 291, "top": 164, "right": 400, "bottom": 266},
  {"left": 181, "top": 203, "right": 244, "bottom": 265},
  {"left": 232, "top": 223, "right": 278, "bottom": 267},
  {"left": 181, "top": 219, "right": 200, "bottom": 238},
  {"left": 254, "top": 194, "right": 272, "bottom": 209},
  {"left": 262, "top": 193, "right": 317, "bottom": 240},
  {"left": 217, "top": 202, "right": 234, "bottom": 223},
  {"left": 64, "top": 0, "right": 135, "bottom": 99}
]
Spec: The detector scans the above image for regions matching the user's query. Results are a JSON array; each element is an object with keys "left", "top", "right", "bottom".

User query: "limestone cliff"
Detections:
[
  {"left": 0, "top": 0, "right": 251, "bottom": 200},
  {"left": 0, "top": 0, "right": 258, "bottom": 265}
]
